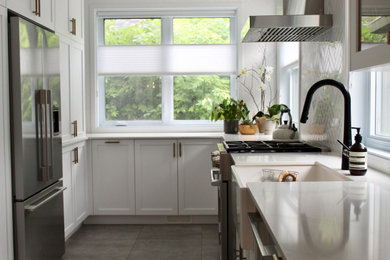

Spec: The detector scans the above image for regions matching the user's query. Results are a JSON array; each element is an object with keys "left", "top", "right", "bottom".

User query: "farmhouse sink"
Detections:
[
  {"left": 232, "top": 162, "right": 352, "bottom": 188},
  {"left": 231, "top": 163, "right": 352, "bottom": 251}
]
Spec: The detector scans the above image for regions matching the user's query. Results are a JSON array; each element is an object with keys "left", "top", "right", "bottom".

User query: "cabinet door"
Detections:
[
  {"left": 38, "top": 0, "right": 54, "bottom": 28},
  {"left": 7, "top": 0, "right": 54, "bottom": 29},
  {"left": 92, "top": 140, "right": 135, "bottom": 215},
  {"left": 0, "top": 0, "right": 5, "bottom": 7},
  {"left": 73, "top": 144, "right": 88, "bottom": 224},
  {"left": 178, "top": 139, "right": 218, "bottom": 215},
  {"left": 68, "top": 0, "right": 83, "bottom": 41},
  {"left": 135, "top": 139, "right": 178, "bottom": 215},
  {"left": 69, "top": 44, "right": 85, "bottom": 137},
  {"left": 7, "top": 0, "right": 32, "bottom": 19},
  {"left": 55, "top": 0, "right": 69, "bottom": 36},
  {"left": 59, "top": 39, "right": 71, "bottom": 139},
  {"left": 62, "top": 149, "right": 74, "bottom": 238}
]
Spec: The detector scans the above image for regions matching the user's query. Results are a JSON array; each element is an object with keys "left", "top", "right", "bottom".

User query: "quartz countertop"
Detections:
[
  {"left": 247, "top": 181, "right": 390, "bottom": 260},
  {"left": 87, "top": 132, "right": 224, "bottom": 139}
]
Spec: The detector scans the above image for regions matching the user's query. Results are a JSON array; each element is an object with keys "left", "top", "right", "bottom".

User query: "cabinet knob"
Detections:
[{"left": 70, "top": 18, "right": 77, "bottom": 35}]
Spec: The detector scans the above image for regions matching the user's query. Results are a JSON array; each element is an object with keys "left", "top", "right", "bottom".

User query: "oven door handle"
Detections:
[
  {"left": 210, "top": 168, "right": 222, "bottom": 186},
  {"left": 248, "top": 213, "right": 282, "bottom": 260}
]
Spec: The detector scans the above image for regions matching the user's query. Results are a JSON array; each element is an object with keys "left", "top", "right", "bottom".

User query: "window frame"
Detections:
[
  {"left": 364, "top": 71, "right": 390, "bottom": 152},
  {"left": 94, "top": 11, "right": 238, "bottom": 131}
]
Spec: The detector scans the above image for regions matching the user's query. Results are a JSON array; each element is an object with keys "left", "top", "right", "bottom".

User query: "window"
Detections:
[
  {"left": 358, "top": 69, "right": 390, "bottom": 152},
  {"left": 96, "top": 12, "right": 237, "bottom": 127},
  {"left": 278, "top": 43, "right": 299, "bottom": 123}
]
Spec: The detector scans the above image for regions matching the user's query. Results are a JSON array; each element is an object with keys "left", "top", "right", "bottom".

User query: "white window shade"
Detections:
[{"left": 97, "top": 45, "right": 237, "bottom": 75}]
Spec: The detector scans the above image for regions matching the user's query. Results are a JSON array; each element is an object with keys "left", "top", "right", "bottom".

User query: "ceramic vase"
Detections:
[
  {"left": 264, "top": 120, "right": 277, "bottom": 135},
  {"left": 224, "top": 120, "right": 239, "bottom": 134}
]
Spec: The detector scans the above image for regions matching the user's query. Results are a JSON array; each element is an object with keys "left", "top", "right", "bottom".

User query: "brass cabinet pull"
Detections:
[
  {"left": 33, "top": 0, "right": 39, "bottom": 15},
  {"left": 105, "top": 141, "right": 120, "bottom": 144},
  {"left": 173, "top": 143, "right": 176, "bottom": 158},
  {"left": 234, "top": 247, "right": 246, "bottom": 260},
  {"left": 73, "top": 147, "right": 79, "bottom": 164},
  {"left": 72, "top": 120, "right": 78, "bottom": 137},
  {"left": 179, "top": 142, "right": 182, "bottom": 157},
  {"left": 38, "top": 0, "right": 41, "bottom": 16},
  {"left": 70, "top": 18, "right": 76, "bottom": 35}
]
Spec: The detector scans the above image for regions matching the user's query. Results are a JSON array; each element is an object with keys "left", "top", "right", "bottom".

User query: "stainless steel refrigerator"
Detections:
[{"left": 8, "top": 15, "right": 65, "bottom": 260}]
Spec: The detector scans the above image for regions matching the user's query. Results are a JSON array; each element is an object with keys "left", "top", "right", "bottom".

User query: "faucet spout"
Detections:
[{"left": 300, "top": 79, "right": 352, "bottom": 170}]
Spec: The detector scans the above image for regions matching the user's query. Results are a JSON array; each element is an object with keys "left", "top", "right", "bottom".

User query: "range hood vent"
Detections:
[{"left": 242, "top": 0, "right": 333, "bottom": 42}]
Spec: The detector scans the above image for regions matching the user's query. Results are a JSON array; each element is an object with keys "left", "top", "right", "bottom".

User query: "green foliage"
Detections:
[
  {"left": 173, "top": 18, "right": 230, "bottom": 44},
  {"left": 105, "top": 76, "right": 162, "bottom": 120},
  {"left": 240, "top": 119, "right": 254, "bottom": 125},
  {"left": 210, "top": 98, "right": 249, "bottom": 122},
  {"left": 252, "top": 104, "right": 289, "bottom": 123},
  {"left": 361, "top": 16, "right": 387, "bottom": 44},
  {"left": 104, "top": 19, "right": 161, "bottom": 45},
  {"left": 174, "top": 76, "right": 230, "bottom": 120}
]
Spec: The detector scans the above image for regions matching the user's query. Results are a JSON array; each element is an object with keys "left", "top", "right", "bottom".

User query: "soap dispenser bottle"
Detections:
[{"left": 349, "top": 127, "right": 367, "bottom": 175}]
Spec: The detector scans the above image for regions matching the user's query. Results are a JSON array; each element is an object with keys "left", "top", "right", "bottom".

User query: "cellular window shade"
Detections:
[{"left": 97, "top": 45, "right": 237, "bottom": 75}]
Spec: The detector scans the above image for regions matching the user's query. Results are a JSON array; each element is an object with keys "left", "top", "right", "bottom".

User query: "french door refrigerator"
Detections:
[{"left": 8, "top": 14, "right": 65, "bottom": 260}]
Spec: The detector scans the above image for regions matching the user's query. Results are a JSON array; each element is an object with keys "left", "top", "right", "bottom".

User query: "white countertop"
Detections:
[
  {"left": 247, "top": 181, "right": 390, "bottom": 260},
  {"left": 87, "top": 132, "right": 224, "bottom": 139}
]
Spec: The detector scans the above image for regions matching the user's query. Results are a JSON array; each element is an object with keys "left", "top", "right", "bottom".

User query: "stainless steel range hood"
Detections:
[{"left": 242, "top": 0, "right": 333, "bottom": 42}]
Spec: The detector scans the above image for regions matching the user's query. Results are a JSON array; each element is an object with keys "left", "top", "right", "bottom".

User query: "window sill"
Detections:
[{"left": 368, "top": 147, "right": 390, "bottom": 175}]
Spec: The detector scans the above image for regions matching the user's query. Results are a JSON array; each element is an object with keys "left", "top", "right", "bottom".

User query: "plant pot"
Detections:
[
  {"left": 239, "top": 124, "right": 258, "bottom": 135},
  {"left": 264, "top": 120, "right": 277, "bottom": 135},
  {"left": 255, "top": 116, "right": 267, "bottom": 133},
  {"left": 224, "top": 120, "right": 239, "bottom": 134}
]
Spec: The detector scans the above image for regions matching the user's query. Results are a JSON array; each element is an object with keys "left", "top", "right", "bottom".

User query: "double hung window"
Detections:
[
  {"left": 366, "top": 70, "right": 390, "bottom": 151},
  {"left": 96, "top": 11, "right": 237, "bottom": 127}
]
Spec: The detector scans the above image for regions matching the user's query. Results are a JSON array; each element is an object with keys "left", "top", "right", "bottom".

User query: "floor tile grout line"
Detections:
[{"left": 125, "top": 224, "right": 145, "bottom": 260}]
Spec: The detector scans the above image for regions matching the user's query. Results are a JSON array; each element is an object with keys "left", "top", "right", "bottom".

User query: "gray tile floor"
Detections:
[{"left": 62, "top": 224, "right": 219, "bottom": 260}]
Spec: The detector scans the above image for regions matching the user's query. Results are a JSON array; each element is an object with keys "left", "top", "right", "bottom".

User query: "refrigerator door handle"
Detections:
[
  {"left": 47, "top": 90, "right": 54, "bottom": 179},
  {"left": 24, "top": 187, "right": 67, "bottom": 213},
  {"left": 36, "top": 90, "right": 47, "bottom": 181}
]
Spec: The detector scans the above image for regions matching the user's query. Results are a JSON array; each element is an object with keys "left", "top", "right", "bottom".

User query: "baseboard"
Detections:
[{"left": 83, "top": 215, "right": 218, "bottom": 225}]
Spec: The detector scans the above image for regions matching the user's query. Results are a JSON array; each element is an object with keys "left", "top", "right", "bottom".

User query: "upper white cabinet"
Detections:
[
  {"left": 55, "top": 0, "right": 84, "bottom": 42},
  {"left": 92, "top": 140, "right": 135, "bottom": 215},
  {"left": 7, "top": 0, "right": 55, "bottom": 29},
  {"left": 135, "top": 139, "right": 178, "bottom": 215},
  {"left": 178, "top": 139, "right": 218, "bottom": 215},
  {"left": 63, "top": 142, "right": 88, "bottom": 239},
  {"left": 59, "top": 38, "right": 85, "bottom": 140},
  {"left": 0, "top": 0, "right": 5, "bottom": 7}
]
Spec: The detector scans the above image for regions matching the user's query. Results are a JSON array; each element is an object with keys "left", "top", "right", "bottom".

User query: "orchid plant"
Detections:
[{"left": 237, "top": 48, "right": 277, "bottom": 114}]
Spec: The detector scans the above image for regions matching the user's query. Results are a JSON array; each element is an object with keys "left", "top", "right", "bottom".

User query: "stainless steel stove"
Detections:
[{"left": 223, "top": 140, "right": 321, "bottom": 153}]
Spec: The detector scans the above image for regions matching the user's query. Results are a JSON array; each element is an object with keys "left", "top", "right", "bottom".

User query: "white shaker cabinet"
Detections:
[
  {"left": 178, "top": 139, "right": 218, "bottom": 215},
  {"left": 92, "top": 140, "right": 135, "bottom": 215},
  {"left": 7, "top": 0, "right": 54, "bottom": 29},
  {"left": 0, "top": 0, "right": 5, "bottom": 7},
  {"left": 63, "top": 142, "right": 88, "bottom": 238},
  {"left": 59, "top": 38, "right": 85, "bottom": 141},
  {"left": 55, "top": 0, "right": 84, "bottom": 42},
  {"left": 135, "top": 139, "right": 178, "bottom": 215}
]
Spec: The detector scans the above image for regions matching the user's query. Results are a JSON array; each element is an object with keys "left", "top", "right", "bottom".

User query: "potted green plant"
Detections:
[
  {"left": 211, "top": 98, "right": 249, "bottom": 134},
  {"left": 252, "top": 104, "right": 289, "bottom": 135},
  {"left": 239, "top": 119, "right": 258, "bottom": 135}
]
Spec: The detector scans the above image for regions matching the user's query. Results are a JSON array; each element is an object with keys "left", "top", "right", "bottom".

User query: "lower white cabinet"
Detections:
[
  {"left": 135, "top": 139, "right": 178, "bottom": 215},
  {"left": 91, "top": 138, "right": 219, "bottom": 216},
  {"left": 178, "top": 139, "right": 218, "bottom": 215},
  {"left": 63, "top": 142, "right": 88, "bottom": 238},
  {"left": 92, "top": 140, "right": 135, "bottom": 215}
]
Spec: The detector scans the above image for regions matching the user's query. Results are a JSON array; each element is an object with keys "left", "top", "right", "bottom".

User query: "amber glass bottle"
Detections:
[{"left": 349, "top": 127, "right": 367, "bottom": 176}]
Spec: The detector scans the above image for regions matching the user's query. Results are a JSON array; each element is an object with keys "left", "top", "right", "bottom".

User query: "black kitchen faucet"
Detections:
[{"left": 300, "top": 79, "right": 352, "bottom": 170}]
